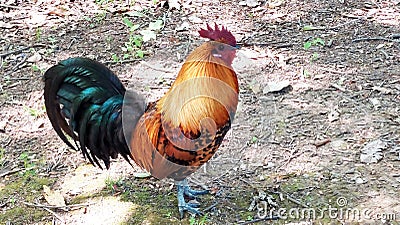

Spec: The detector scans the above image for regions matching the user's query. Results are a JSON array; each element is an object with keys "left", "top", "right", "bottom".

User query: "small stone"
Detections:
[
  {"left": 330, "top": 139, "right": 348, "bottom": 151},
  {"left": 263, "top": 80, "right": 291, "bottom": 94},
  {"left": 355, "top": 177, "right": 365, "bottom": 184},
  {"left": 250, "top": 83, "right": 261, "bottom": 94},
  {"left": 188, "top": 16, "right": 202, "bottom": 24},
  {"left": 176, "top": 22, "right": 190, "bottom": 31},
  {"left": 263, "top": 161, "right": 275, "bottom": 169},
  {"left": 27, "top": 52, "right": 42, "bottom": 63}
]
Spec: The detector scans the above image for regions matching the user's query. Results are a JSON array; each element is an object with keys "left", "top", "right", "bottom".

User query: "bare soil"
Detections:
[{"left": 1, "top": 0, "right": 399, "bottom": 225}]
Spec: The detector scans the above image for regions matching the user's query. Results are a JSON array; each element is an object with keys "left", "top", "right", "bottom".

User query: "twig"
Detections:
[
  {"left": 304, "top": 18, "right": 361, "bottom": 31},
  {"left": 0, "top": 168, "right": 23, "bottom": 177},
  {"left": 43, "top": 207, "right": 64, "bottom": 223},
  {"left": 270, "top": 190, "right": 309, "bottom": 208},
  {"left": 286, "top": 112, "right": 306, "bottom": 119},
  {"left": 342, "top": 14, "right": 371, "bottom": 19},
  {"left": 47, "top": 147, "right": 67, "bottom": 172},
  {"left": 7, "top": 77, "right": 30, "bottom": 81},
  {"left": 239, "top": 177, "right": 255, "bottom": 188},
  {"left": 22, "top": 201, "right": 93, "bottom": 211},
  {"left": 0, "top": 199, "right": 10, "bottom": 208},
  {"left": 379, "top": 49, "right": 389, "bottom": 59},
  {"left": 67, "top": 38, "right": 76, "bottom": 50},
  {"left": 148, "top": 86, "right": 169, "bottom": 90},
  {"left": 352, "top": 37, "right": 399, "bottom": 43},
  {"left": 274, "top": 43, "right": 293, "bottom": 48},
  {"left": 103, "top": 58, "right": 142, "bottom": 64},
  {"left": 312, "top": 138, "right": 331, "bottom": 148},
  {"left": 4, "top": 54, "right": 28, "bottom": 77},
  {"left": 0, "top": 44, "right": 46, "bottom": 58},
  {"left": 320, "top": 67, "right": 352, "bottom": 75},
  {"left": 330, "top": 83, "right": 347, "bottom": 92},
  {"left": 140, "top": 61, "right": 174, "bottom": 73},
  {"left": 238, "top": 42, "right": 277, "bottom": 47},
  {"left": 286, "top": 194, "right": 308, "bottom": 208},
  {"left": 237, "top": 216, "right": 280, "bottom": 225},
  {"left": 203, "top": 202, "right": 218, "bottom": 212},
  {"left": 189, "top": 177, "right": 209, "bottom": 190},
  {"left": 389, "top": 33, "right": 400, "bottom": 39},
  {"left": 4, "top": 81, "right": 21, "bottom": 89}
]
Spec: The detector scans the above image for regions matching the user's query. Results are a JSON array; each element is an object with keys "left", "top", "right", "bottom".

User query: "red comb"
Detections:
[{"left": 198, "top": 23, "right": 236, "bottom": 47}]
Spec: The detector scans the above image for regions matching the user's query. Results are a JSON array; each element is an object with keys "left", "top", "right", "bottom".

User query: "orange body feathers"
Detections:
[{"left": 130, "top": 41, "right": 239, "bottom": 180}]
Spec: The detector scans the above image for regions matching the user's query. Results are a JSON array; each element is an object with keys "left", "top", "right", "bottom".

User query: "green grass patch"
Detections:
[
  {"left": 100, "top": 178, "right": 197, "bottom": 224},
  {"left": 0, "top": 172, "right": 55, "bottom": 224},
  {"left": 254, "top": 172, "right": 361, "bottom": 224}
]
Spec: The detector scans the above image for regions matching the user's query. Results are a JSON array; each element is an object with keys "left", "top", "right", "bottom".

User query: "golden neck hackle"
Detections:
[{"left": 157, "top": 42, "right": 239, "bottom": 134}]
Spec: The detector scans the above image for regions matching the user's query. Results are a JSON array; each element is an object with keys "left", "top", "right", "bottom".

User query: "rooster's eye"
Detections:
[{"left": 218, "top": 45, "right": 225, "bottom": 51}]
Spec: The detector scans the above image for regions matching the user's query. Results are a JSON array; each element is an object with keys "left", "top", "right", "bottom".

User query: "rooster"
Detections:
[{"left": 44, "top": 24, "right": 238, "bottom": 218}]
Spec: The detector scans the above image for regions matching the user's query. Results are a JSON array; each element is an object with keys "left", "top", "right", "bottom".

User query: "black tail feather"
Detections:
[{"left": 44, "top": 57, "right": 145, "bottom": 169}]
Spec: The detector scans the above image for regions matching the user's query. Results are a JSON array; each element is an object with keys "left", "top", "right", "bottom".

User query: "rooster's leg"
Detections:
[{"left": 176, "top": 179, "right": 209, "bottom": 218}]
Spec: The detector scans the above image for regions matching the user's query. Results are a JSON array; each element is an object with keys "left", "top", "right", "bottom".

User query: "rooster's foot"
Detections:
[{"left": 176, "top": 179, "right": 209, "bottom": 219}]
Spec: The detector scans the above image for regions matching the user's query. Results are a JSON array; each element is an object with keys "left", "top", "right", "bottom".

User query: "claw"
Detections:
[
  {"left": 184, "top": 186, "right": 209, "bottom": 198},
  {"left": 176, "top": 179, "right": 209, "bottom": 219},
  {"left": 178, "top": 203, "right": 203, "bottom": 219},
  {"left": 187, "top": 201, "right": 201, "bottom": 208}
]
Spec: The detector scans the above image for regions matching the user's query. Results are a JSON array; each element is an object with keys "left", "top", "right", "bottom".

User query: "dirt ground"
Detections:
[{"left": 1, "top": 0, "right": 400, "bottom": 224}]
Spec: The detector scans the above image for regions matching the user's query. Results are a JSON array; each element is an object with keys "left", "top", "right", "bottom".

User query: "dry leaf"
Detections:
[
  {"left": 240, "top": 48, "right": 267, "bottom": 59},
  {"left": 268, "top": 0, "right": 284, "bottom": 8},
  {"left": 43, "top": 185, "right": 66, "bottom": 206},
  {"left": 20, "top": 118, "right": 45, "bottom": 133},
  {"left": 376, "top": 43, "right": 386, "bottom": 49},
  {"left": 28, "top": 14, "right": 47, "bottom": 26},
  {"left": 330, "top": 139, "right": 348, "bottom": 150},
  {"left": 188, "top": 15, "right": 202, "bottom": 24},
  {"left": 176, "top": 22, "right": 190, "bottom": 31},
  {"left": 27, "top": 52, "right": 42, "bottom": 63},
  {"left": 263, "top": 80, "right": 291, "bottom": 93},
  {"left": 168, "top": 0, "right": 181, "bottom": 10},
  {"left": 360, "top": 139, "right": 386, "bottom": 163},
  {"left": 372, "top": 86, "right": 392, "bottom": 94},
  {"left": 133, "top": 172, "right": 151, "bottom": 178},
  {"left": 369, "top": 98, "right": 381, "bottom": 109},
  {"left": 250, "top": 83, "right": 261, "bottom": 94},
  {"left": 239, "top": 0, "right": 260, "bottom": 7},
  {"left": 328, "top": 106, "right": 340, "bottom": 122}
]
